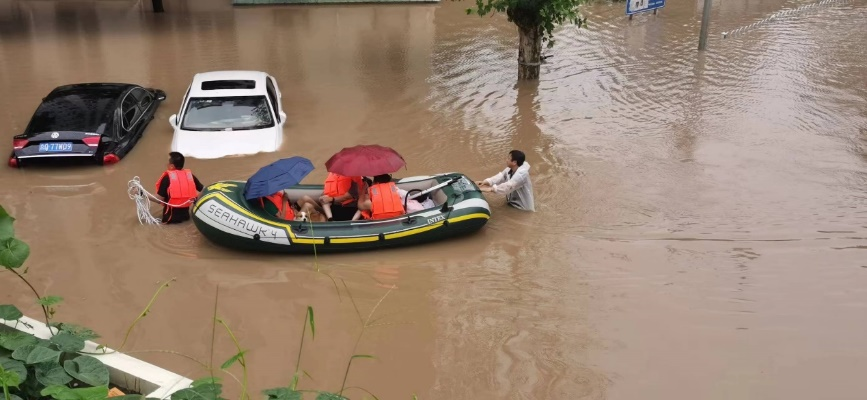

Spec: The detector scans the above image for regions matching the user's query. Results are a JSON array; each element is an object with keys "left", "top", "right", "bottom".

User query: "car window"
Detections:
[
  {"left": 132, "top": 88, "right": 153, "bottom": 110},
  {"left": 121, "top": 92, "right": 139, "bottom": 132},
  {"left": 25, "top": 91, "right": 117, "bottom": 134},
  {"left": 265, "top": 78, "right": 280, "bottom": 123},
  {"left": 180, "top": 96, "right": 274, "bottom": 131}
]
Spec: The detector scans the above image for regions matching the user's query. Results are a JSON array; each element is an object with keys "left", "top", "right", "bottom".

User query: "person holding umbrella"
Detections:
[
  {"left": 323, "top": 144, "right": 408, "bottom": 221},
  {"left": 319, "top": 172, "right": 366, "bottom": 221},
  {"left": 356, "top": 173, "right": 406, "bottom": 220},
  {"left": 244, "top": 156, "right": 327, "bottom": 222},
  {"left": 258, "top": 191, "right": 325, "bottom": 222}
]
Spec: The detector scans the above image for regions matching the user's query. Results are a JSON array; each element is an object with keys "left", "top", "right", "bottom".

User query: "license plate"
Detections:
[{"left": 38, "top": 142, "right": 73, "bottom": 152}]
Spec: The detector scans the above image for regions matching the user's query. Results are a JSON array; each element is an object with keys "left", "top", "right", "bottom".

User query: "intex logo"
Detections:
[{"left": 50, "top": 132, "right": 59, "bottom": 138}]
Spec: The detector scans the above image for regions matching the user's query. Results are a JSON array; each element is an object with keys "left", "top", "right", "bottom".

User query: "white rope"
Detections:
[
  {"left": 128, "top": 176, "right": 162, "bottom": 225},
  {"left": 127, "top": 176, "right": 194, "bottom": 226}
]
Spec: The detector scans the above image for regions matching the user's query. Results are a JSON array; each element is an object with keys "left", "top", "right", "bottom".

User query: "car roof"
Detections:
[
  {"left": 187, "top": 71, "right": 271, "bottom": 98},
  {"left": 25, "top": 84, "right": 135, "bottom": 135},
  {"left": 47, "top": 83, "right": 135, "bottom": 101}
]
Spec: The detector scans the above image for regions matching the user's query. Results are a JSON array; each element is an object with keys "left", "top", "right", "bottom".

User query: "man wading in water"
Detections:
[
  {"left": 155, "top": 152, "right": 204, "bottom": 224},
  {"left": 475, "top": 149, "right": 535, "bottom": 212}
]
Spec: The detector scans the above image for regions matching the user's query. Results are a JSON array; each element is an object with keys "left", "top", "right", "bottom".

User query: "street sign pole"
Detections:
[{"left": 698, "top": 0, "right": 712, "bottom": 50}]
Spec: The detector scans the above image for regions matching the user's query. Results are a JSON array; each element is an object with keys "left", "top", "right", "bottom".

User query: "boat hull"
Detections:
[{"left": 191, "top": 173, "right": 490, "bottom": 254}]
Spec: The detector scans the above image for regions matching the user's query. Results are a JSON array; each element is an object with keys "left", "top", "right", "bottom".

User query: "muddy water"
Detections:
[{"left": 2, "top": 0, "right": 867, "bottom": 398}]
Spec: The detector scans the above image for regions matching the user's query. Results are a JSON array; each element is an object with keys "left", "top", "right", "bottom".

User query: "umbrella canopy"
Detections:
[
  {"left": 244, "top": 156, "right": 315, "bottom": 200},
  {"left": 324, "top": 144, "right": 406, "bottom": 177}
]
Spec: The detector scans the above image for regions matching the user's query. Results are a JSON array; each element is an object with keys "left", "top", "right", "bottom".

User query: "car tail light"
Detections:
[
  {"left": 12, "top": 138, "right": 28, "bottom": 150},
  {"left": 82, "top": 136, "right": 100, "bottom": 147},
  {"left": 102, "top": 153, "right": 120, "bottom": 165},
  {"left": 8, "top": 157, "right": 18, "bottom": 168}
]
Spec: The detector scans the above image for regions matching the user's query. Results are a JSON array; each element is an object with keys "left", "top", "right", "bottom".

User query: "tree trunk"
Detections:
[
  {"left": 517, "top": 25, "right": 542, "bottom": 80},
  {"left": 152, "top": 0, "right": 164, "bottom": 12}
]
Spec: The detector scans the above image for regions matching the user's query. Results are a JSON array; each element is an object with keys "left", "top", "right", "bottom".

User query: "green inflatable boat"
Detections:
[{"left": 191, "top": 173, "right": 491, "bottom": 254}]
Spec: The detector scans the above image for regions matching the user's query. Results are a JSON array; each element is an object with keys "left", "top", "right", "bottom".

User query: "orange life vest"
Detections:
[
  {"left": 156, "top": 169, "right": 197, "bottom": 208},
  {"left": 323, "top": 173, "right": 363, "bottom": 206},
  {"left": 259, "top": 191, "right": 295, "bottom": 220},
  {"left": 363, "top": 182, "right": 405, "bottom": 220}
]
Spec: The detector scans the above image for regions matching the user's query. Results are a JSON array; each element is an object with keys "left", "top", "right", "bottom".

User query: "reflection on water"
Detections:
[{"left": 1, "top": 0, "right": 867, "bottom": 398}]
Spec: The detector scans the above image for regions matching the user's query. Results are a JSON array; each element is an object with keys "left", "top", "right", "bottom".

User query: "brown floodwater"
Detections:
[{"left": 1, "top": 0, "right": 866, "bottom": 398}]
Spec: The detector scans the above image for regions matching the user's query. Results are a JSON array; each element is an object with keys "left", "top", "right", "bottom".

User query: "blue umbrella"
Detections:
[{"left": 243, "top": 156, "right": 315, "bottom": 200}]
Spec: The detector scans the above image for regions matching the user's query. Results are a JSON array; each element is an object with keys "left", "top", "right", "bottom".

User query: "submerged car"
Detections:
[
  {"left": 9, "top": 83, "right": 166, "bottom": 168},
  {"left": 169, "top": 70, "right": 287, "bottom": 159}
]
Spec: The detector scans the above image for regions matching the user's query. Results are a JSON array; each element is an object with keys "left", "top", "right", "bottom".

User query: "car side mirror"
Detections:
[
  {"left": 155, "top": 90, "right": 167, "bottom": 101},
  {"left": 279, "top": 111, "right": 287, "bottom": 124},
  {"left": 169, "top": 114, "right": 178, "bottom": 129}
]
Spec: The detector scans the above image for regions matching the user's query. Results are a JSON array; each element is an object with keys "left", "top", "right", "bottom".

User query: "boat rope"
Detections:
[
  {"left": 127, "top": 176, "right": 193, "bottom": 226},
  {"left": 722, "top": 0, "right": 855, "bottom": 39}
]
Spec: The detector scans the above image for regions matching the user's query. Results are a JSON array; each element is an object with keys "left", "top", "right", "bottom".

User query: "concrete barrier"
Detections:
[{"left": 1, "top": 316, "right": 193, "bottom": 399}]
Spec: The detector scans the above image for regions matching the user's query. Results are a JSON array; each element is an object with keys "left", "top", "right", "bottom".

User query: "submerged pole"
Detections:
[
  {"left": 698, "top": 0, "right": 712, "bottom": 50},
  {"left": 152, "top": 0, "right": 164, "bottom": 12}
]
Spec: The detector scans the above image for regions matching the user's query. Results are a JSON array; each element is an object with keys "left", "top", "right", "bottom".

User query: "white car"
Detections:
[{"left": 169, "top": 71, "right": 286, "bottom": 159}]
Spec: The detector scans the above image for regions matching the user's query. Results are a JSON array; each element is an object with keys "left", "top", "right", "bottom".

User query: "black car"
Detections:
[{"left": 9, "top": 83, "right": 167, "bottom": 168}]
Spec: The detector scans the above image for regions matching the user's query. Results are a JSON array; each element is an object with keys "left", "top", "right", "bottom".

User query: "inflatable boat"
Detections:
[{"left": 191, "top": 173, "right": 490, "bottom": 254}]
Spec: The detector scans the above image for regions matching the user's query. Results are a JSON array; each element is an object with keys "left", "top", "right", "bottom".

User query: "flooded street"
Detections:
[{"left": 2, "top": 0, "right": 867, "bottom": 398}]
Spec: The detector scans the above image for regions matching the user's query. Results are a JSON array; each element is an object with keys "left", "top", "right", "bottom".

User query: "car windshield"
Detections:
[
  {"left": 26, "top": 91, "right": 116, "bottom": 135},
  {"left": 180, "top": 96, "right": 273, "bottom": 131}
]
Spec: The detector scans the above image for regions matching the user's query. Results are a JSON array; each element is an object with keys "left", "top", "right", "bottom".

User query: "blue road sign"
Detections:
[{"left": 626, "top": 0, "right": 665, "bottom": 15}]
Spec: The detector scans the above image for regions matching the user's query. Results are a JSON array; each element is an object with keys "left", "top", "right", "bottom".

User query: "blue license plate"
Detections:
[{"left": 38, "top": 142, "right": 73, "bottom": 152}]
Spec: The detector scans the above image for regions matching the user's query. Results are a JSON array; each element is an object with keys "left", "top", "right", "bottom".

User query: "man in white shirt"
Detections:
[{"left": 475, "top": 150, "right": 535, "bottom": 212}]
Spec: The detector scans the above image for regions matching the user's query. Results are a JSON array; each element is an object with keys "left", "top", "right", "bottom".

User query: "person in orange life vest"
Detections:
[
  {"left": 357, "top": 174, "right": 406, "bottom": 220},
  {"left": 156, "top": 152, "right": 204, "bottom": 224},
  {"left": 259, "top": 191, "right": 327, "bottom": 222},
  {"left": 319, "top": 172, "right": 366, "bottom": 221}
]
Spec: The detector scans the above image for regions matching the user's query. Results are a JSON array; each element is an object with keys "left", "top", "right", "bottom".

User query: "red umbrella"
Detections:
[{"left": 324, "top": 144, "right": 406, "bottom": 177}]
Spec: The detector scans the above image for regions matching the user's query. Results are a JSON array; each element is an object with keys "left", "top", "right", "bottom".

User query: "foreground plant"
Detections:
[
  {"left": 0, "top": 205, "right": 118, "bottom": 400},
  {"left": 0, "top": 204, "right": 418, "bottom": 400}
]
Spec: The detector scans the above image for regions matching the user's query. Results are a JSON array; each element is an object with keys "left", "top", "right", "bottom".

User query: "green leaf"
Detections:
[
  {"left": 12, "top": 344, "right": 61, "bottom": 365},
  {"left": 190, "top": 376, "right": 221, "bottom": 387},
  {"left": 42, "top": 385, "right": 110, "bottom": 400},
  {"left": 36, "top": 362, "right": 72, "bottom": 386},
  {"left": 41, "top": 385, "right": 71, "bottom": 398},
  {"left": 0, "top": 364, "right": 22, "bottom": 388},
  {"left": 0, "top": 332, "right": 37, "bottom": 351},
  {"left": 0, "top": 305, "right": 23, "bottom": 321},
  {"left": 10, "top": 394, "right": 23, "bottom": 400},
  {"left": 220, "top": 350, "right": 246, "bottom": 369},
  {"left": 110, "top": 396, "right": 147, "bottom": 400},
  {"left": 50, "top": 332, "right": 85, "bottom": 353},
  {"left": 352, "top": 354, "right": 376, "bottom": 360},
  {"left": 307, "top": 306, "right": 315, "bottom": 339},
  {"left": 315, "top": 392, "right": 348, "bottom": 400},
  {"left": 38, "top": 296, "right": 64, "bottom": 307},
  {"left": 71, "top": 386, "right": 110, "bottom": 400},
  {"left": 263, "top": 388, "right": 302, "bottom": 400},
  {"left": 50, "top": 323, "right": 100, "bottom": 341},
  {"left": 170, "top": 383, "right": 225, "bottom": 400},
  {"left": 0, "top": 206, "right": 14, "bottom": 240},
  {"left": 0, "top": 357, "right": 27, "bottom": 384},
  {"left": 0, "top": 238, "right": 29, "bottom": 269},
  {"left": 63, "top": 355, "right": 109, "bottom": 387}
]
